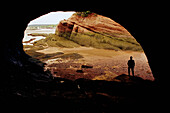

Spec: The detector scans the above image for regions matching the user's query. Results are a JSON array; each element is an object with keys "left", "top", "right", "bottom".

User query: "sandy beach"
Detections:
[{"left": 36, "top": 47, "right": 154, "bottom": 81}]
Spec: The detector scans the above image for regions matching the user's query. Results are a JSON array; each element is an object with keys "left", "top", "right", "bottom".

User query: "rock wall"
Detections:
[
  {"left": 1, "top": 5, "right": 162, "bottom": 107},
  {"left": 57, "top": 13, "right": 133, "bottom": 38},
  {"left": 57, "top": 20, "right": 74, "bottom": 36}
]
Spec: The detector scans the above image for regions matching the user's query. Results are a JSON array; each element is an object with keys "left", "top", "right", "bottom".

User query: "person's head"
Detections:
[{"left": 130, "top": 56, "right": 133, "bottom": 60}]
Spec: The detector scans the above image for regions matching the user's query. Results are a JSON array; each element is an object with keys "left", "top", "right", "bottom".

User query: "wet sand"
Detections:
[{"left": 37, "top": 47, "right": 154, "bottom": 81}]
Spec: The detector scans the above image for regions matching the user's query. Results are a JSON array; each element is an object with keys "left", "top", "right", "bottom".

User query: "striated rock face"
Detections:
[
  {"left": 57, "top": 13, "right": 133, "bottom": 38},
  {"left": 57, "top": 19, "right": 74, "bottom": 36}
]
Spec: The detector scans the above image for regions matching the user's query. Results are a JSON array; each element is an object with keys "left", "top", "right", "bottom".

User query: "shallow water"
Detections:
[{"left": 22, "top": 29, "right": 56, "bottom": 45}]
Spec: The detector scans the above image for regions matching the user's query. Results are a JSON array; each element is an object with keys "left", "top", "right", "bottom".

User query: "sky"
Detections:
[{"left": 28, "top": 11, "right": 75, "bottom": 25}]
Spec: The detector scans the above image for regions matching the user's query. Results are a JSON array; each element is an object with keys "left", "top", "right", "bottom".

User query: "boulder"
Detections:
[{"left": 81, "top": 65, "right": 93, "bottom": 69}]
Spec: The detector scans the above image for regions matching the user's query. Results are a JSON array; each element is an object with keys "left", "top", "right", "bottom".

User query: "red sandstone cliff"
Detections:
[{"left": 57, "top": 13, "right": 133, "bottom": 38}]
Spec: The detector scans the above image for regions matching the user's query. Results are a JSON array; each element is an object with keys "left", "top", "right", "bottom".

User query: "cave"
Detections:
[
  {"left": 1, "top": 3, "right": 162, "bottom": 111},
  {"left": 23, "top": 11, "right": 154, "bottom": 81}
]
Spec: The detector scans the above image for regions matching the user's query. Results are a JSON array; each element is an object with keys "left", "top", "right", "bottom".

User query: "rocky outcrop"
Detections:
[
  {"left": 57, "top": 13, "right": 133, "bottom": 38},
  {"left": 57, "top": 19, "right": 74, "bottom": 37}
]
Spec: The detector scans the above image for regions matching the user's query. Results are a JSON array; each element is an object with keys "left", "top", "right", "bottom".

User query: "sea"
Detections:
[{"left": 23, "top": 28, "right": 56, "bottom": 45}]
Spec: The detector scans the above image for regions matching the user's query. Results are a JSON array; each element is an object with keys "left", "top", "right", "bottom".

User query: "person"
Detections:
[{"left": 127, "top": 56, "right": 135, "bottom": 76}]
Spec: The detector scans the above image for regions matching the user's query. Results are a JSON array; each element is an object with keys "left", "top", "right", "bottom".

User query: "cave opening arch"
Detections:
[
  {"left": 1, "top": 3, "right": 162, "bottom": 107},
  {"left": 21, "top": 11, "right": 155, "bottom": 81}
]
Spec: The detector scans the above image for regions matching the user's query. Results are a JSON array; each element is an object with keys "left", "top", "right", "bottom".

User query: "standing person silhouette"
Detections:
[{"left": 127, "top": 56, "right": 135, "bottom": 76}]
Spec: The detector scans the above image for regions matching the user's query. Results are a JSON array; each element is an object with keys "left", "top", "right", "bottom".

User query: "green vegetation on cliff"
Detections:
[
  {"left": 29, "top": 31, "right": 143, "bottom": 51},
  {"left": 33, "top": 34, "right": 80, "bottom": 48},
  {"left": 69, "top": 32, "right": 142, "bottom": 51},
  {"left": 74, "top": 11, "right": 96, "bottom": 17}
]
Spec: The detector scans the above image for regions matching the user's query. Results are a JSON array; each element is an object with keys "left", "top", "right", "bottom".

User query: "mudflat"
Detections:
[{"left": 37, "top": 47, "right": 154, "bottom": 81}]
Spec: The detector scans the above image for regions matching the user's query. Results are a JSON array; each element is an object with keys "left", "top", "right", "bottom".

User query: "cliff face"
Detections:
[{"left": 57, "top": 13, "right": 133, "bottom": 38}]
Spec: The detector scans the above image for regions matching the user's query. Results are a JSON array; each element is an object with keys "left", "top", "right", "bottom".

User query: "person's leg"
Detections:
[
  {"left": 132, "top": 67, "right": 134, "bottom": 76},
  {"left": 128, "top": 67, "right": 130, "bottom": 76}
]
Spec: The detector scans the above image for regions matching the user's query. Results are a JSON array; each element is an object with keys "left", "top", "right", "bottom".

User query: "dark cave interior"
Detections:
[{"left": 1, "top": 2, "right": 163, "bottom": 111}]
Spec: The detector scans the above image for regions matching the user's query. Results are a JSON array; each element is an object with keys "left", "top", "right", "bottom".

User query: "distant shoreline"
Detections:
[
  {"left": 28, "top": 24, "right": 58, "bottom": 26},
  {"left": 23, "top": 28, "right": 56, "bottom": 45}
]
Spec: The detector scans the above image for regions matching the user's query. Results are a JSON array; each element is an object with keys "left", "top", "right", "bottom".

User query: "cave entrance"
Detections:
[
  {"left": 23, "top": 11, "right": 75, "bottom": 47},
  {"left": 22, "top": 11, "right": 154, "bottom": 81}
]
